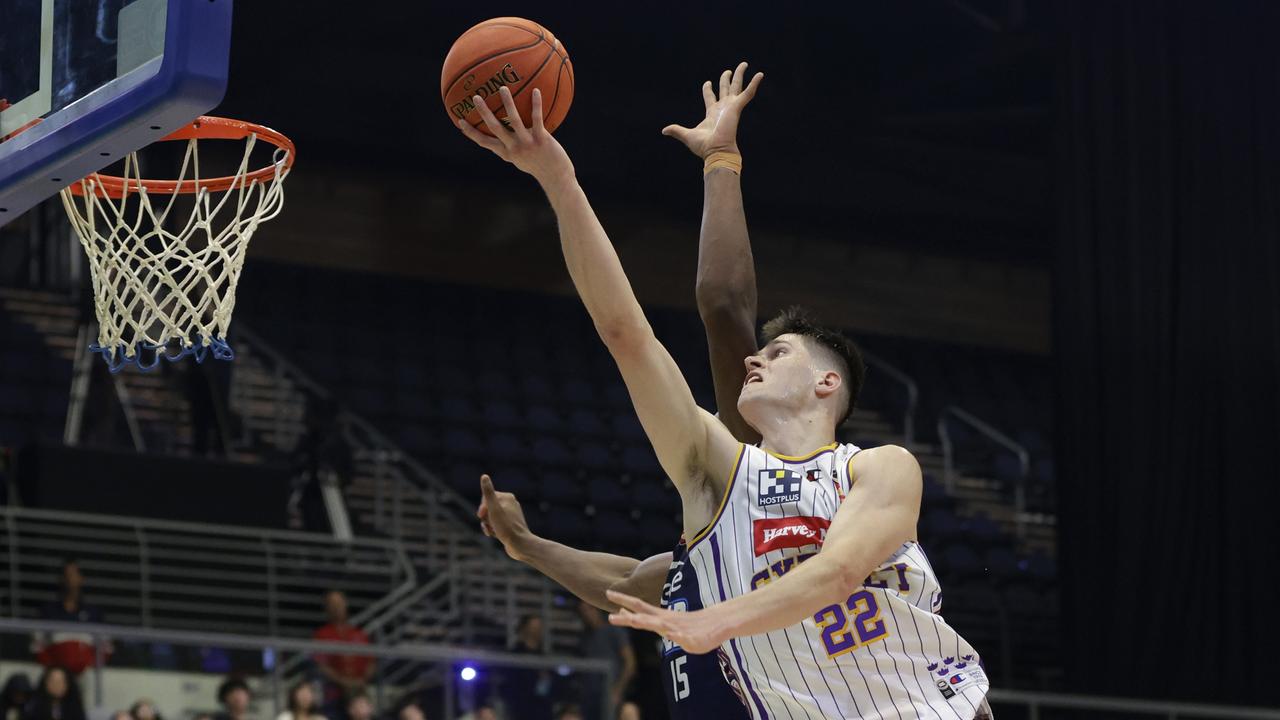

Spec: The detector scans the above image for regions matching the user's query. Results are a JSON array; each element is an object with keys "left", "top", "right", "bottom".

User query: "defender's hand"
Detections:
[
  {"left": 458, "top": 86, "right": 576, "bottom": 191},
  {"left": 663, "top": 61, "right": 764, "bottom": 159},
  {"left": 477, "top": 474, "right": 535, "bottom": 562},
  {"left": 606, "top": 589, "right": 726, "bottom": 655}
]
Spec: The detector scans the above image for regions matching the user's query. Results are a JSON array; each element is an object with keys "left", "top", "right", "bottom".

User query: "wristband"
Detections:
[{"left": 703, "top": 151, "right": 742, "bottom": 176}]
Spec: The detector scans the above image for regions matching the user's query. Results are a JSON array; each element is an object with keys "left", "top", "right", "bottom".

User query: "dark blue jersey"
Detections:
[{"left": 661, "top": 538, "right": 752, "bottom": 720}]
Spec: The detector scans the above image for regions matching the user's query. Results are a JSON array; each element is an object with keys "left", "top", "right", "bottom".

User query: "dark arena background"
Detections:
[{"left": 1, "top": 2, "right": 1278, "bottom": 719}]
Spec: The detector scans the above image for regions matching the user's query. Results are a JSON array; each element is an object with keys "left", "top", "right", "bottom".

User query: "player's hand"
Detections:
[
  {"left": 457, "top": 86, "right": 576, "bottom": 191},
  {"left": 477, "top": 474, "right": 535, "bottom": 562},
  {"left": 663, "top": 61, "right": 764, "bottom": 159},
  {"left": 605, "top": 589, "right": 726, "bottom": 655}
]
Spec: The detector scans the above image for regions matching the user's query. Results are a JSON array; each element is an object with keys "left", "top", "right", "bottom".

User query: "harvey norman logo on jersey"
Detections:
[{"left": 753, "top": 516, "right": 830, "bottom": 555}]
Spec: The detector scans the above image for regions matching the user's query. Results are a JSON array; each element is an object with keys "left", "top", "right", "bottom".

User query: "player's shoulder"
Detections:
[{"left": 848, "top": 444, "right": 922, "bottom": 482}]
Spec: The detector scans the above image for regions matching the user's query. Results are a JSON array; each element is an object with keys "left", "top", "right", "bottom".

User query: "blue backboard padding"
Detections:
[{"left": 0, "top": 0, "right": 233, "bottom": 227}]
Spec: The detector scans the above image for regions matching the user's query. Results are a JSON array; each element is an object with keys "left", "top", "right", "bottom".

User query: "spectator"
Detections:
[
  {"left": 21, "top": 667, "right": 85, "bottom": 720},
  {"left": 33, "top": 560, "right": 107, "bottom": 676},
  {"left": 455, "top": 705, "right": 495, "bottom": 720},
  {"left": 275, "top": 681, "right": 325, "bottom": 720},
  {"left": 129, "top": 699, "right": 160, "bottom": 720},
  {"left": 503, "top": 615, "right": 553, "bottom": 720},
  {"left": 554, "top": 705, "right": 583, "bottom": 720},
  {"left": 394, "top": 700, "right": 425, "bottom": 720},
  {"left": 111, "top": 713, "right": 130, "bottom": 720},
  {"left": 2, "top": 675, "right": 32, "bottom": 720},
  {"left": 213, "top": 678, "right": 251, "bottom": 720},
  {"left": 576, "top": 602, "right": 635, "bottom": 720},
  {"left": 344, "top": 692, "right": 373, "bottom": 720},
  {"left": 312, "top": 590, "right": 374, "bottom": 709},
  {"left": 616, "top": 703, "right": 640, "bottom": 720}
]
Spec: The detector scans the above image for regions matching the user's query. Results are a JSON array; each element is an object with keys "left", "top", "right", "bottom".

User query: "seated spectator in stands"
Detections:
[
  {"left": 503, "top": 615, "right": 554, "bottom": 720},
  {"left": 394, "top": 703, "right": 422, "bottom": 720},
  {"left": 129, "top": 699, "right": 161, "bottom": 720},
  {"left": 553, "top": 705, "right": 583, "bottom": 720},
  {"left": 455, "top": 705, "right": 495, "bottom": 720},
  {"left": 111, "top": 713, "right": 130, "bottom": 720},
  {"left": 616, "top": 703, "right": 640, "bottom": 720},
  {"left": 344, "top": 692, "right": 372, "bottom": 720},
  {"left": 275, "top": 681, "right": 326, "bottom": 720},
  {"left": 32, "top": 560, "right": 108, "bottom": 676},
  {"left": 213, "top": 678, "right": 251, "bottom": 720},
  {"left": 21, "top": 667, "right": 85, "bottom": 720},
  {"left": 1, "top": 675, "right": 32, "bottom": 720},
  {"left": 313, "top": 590, "right": 374, "bottom": 709}
]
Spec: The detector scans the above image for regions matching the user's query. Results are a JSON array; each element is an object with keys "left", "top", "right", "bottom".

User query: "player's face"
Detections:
[{"left": 737, "top": 335, "right": 823, "bottom": 425}]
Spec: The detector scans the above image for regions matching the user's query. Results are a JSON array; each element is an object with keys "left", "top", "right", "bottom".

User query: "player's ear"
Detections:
[{"left": 815, "top": 369, "right": 842, "bottom": 400}]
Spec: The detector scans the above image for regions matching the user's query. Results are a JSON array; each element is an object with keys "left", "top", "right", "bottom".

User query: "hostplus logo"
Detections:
[{"left": 757, "top": 468, "right": 802, "bottom": 506}]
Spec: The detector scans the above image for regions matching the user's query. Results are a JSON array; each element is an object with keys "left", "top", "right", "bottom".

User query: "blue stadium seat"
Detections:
[
  {"left": 631, "top": 479, "right": 673, "bottom": 512},
  {"left": 567, "top": 408, "right": 608, "bottom": 437},
  {"left": 539, "top": 470, "right": 585, "bottom": 505},
  {"left": 587, "top": 476, "right": 628, "bottom": 509},
  {"left": 447, "top": 461, "right": 484, "bottom": 496},
  {"left": 984, "top": 547, "right": 1020, "bottom": 584},
  {"left": 532, "top": 435, "right": 573, "bottom": 466},
  {"left": 487, "top": 432, "right": 525, "bottom": 462},
  {"left": 576, "top": 441, "right": 615, "bottom": 471},
  {"left": 525, "top": 404, "right": 564, "bottom": 433},
  {"left": 940, "top": 545, "right": 983, "bottom": 582},
  {"left": 520, "top": 374, "right": 556, "bottom": 403},
  {"left": 610, "top": 413, "right": 646, "bottom": 442},
  {"left": 620, "top": 445, "right": 661, "bottom": 476},
  {"left": 490, "top": 466, "right": 536, "bottom": 499},
  {"left": 442, "top": 428, "right": 484, "bottom": 458},
  {"left": 482, "top": 400, "right": 523, "bottom": 429},
  {"left": 394, "top": 425, "right": 436, "bottom": 455},
  {"left": 436, "top": 395, "right": 478, "bottom": 425},
  {"left": 538, "top": 504, "right": 591, "bottom": 546}
]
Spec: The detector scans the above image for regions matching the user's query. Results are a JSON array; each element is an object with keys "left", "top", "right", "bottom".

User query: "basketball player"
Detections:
[
  {"left": 458, "top": 72, "right": 992, "bottom": 718},
  {"left": 476, "top": 63, "right": 766, "bottom": 720}
]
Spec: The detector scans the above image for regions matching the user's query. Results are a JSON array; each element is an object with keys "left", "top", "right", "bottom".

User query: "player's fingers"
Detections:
[
  {"left": 498, "top": 86, "right": 530, "bottom": 141},
  {"left": 661, "top": 124, "right": 691, "bottom": 141},
  {"left": 480, "top": 474, "right": 497, "bottom": 499},
  {"left": 701, "top": 80, "right": 716, "bottom": 109},
  {"left": 718, "top": 69, "right": 732, "bottom": 100},
  {"left": 531, "top": 88, "right": 545, "bottom": 133},
  {"left": 473, "top": 95, "right": 512, "bottom": 146},
  {"left": 457, "top": 119, "right": 506, "bottom": 156},
  {"left": 730, "top": 61, "right": 747, "bottom": 94},
  {"left": 739, "top": 72, "right": 764, "bottom": 104}
]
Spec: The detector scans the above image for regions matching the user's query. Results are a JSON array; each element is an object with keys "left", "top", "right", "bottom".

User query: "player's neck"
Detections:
[{"left": 757, "top": 410, "right": 836, "bottom": 459}]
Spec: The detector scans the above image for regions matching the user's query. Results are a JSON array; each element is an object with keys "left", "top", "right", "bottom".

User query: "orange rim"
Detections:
[{"left": 68, "top": 116, "right": 296, "bottom": 199}]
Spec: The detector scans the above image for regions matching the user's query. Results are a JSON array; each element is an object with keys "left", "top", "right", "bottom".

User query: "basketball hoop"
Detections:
[{"left": 60, "top": 116, "right": 295, "bottom": 372}]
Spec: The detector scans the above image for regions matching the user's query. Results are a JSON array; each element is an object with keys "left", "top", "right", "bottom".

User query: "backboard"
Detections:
[{"left": 0, "top": 0, "right": 232, "bottom": 227}]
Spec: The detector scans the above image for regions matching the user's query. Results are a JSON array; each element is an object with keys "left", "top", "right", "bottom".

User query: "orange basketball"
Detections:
[{"left": 441, "top": 18, "right": 574, "bottom": 136}]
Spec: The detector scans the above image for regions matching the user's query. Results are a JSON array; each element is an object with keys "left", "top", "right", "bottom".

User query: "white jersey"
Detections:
[{"left": 685, "top": 442, "right": 990, "bottom": 720}]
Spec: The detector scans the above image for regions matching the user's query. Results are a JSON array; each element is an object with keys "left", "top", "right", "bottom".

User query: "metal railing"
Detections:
[
  {"left": 0, "top": 507, "right": 416, "bottom": 638},
  {"left": 986, "top": 688, "right": 1280, "bottom": 720},
  {"left": 861, "top": 349, "right": 920, "bottom": 445},
  {"left": 937, "top": 405, "right": 1031, "bottom": 537},
  {"left": 0, "top": 617, "right": 615, "bottom": 720}
]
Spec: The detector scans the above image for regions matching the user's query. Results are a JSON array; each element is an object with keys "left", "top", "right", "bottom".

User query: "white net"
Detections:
[{"left": 60, "top": 130, "right": 291, "bottom": 372}]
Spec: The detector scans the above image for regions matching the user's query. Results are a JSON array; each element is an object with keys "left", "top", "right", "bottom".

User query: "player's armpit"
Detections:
[{"left": 608, "top": 551, "right": 675, "bottom": 607}]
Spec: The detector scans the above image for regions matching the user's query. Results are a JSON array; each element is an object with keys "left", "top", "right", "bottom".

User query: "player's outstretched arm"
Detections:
[
  {"left": 477, "top": 474, "right": 670, "bottom": 611},
  {"left": 605, "top": 445, "right": 922, "bottom": 653},
  {"left": 666, "top": 62, "right": 764, "bottom": 445},
  {"left": 458, "top": 87, "right": 737, "bottom": 493}
]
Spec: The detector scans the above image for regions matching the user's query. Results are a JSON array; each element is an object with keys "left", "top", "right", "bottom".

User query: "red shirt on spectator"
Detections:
[{"left": 312, "top": 623, "right": 373, "bottom": 682}]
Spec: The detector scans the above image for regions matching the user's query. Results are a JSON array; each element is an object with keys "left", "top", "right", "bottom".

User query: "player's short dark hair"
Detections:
[{"left": 760, "top": 306, "right": 865, "bottom": 427}]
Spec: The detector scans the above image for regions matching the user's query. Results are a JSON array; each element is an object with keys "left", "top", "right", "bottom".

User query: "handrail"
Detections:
[
  {"left": 937, "top": 405, "right": 1030, "bottom": 537},
  {"left": 0, "top": 505, "right": 406, "bottom": 551},
  {"left": 986, "top": 689, "right": 1280, "bottom": 720},
  {"left": 860, "top": 349, "right": 920, "bottom": 445},
  {"left": 0, "top": 617, "right": 615, "bottom": 720}
]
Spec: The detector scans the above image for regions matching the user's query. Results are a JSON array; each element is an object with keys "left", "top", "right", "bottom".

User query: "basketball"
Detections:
[{"left": 441, "top": 17, "right": 574, "bottom": 135}]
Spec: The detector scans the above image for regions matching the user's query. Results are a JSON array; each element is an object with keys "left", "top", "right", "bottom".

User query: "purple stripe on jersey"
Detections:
[{"left": 711, "top": 534, "right": 770, "bottom": 720}]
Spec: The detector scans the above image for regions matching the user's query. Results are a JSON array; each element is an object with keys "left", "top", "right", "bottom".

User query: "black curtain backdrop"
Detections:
[{"left": 1055, "top": 1, "right": 1280, "bottom": 705}]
